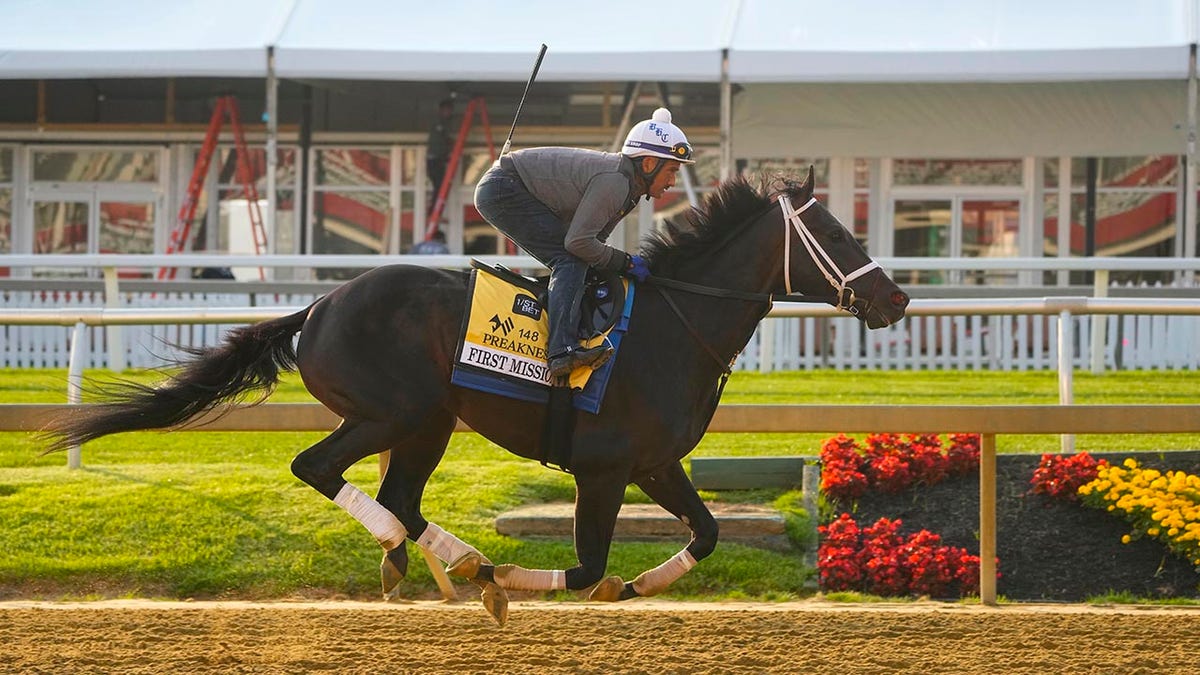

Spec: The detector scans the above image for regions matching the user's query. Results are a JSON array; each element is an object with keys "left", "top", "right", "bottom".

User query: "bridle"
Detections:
[
  {"left": 778, "top": 194, "right": 879, "bottom": 317},
  {"left": 646, "top": 190, "right": 887, "bottom": 376}
]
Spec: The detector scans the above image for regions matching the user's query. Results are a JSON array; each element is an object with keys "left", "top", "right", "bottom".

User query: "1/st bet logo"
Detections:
[{"left": 512, "top": 294, "right": 542, "bottom": 320}]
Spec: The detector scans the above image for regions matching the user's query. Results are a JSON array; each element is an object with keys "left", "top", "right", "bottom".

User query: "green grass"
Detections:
[
  {"left": 1086, "top": 591, "right": 1200, "bottom": 606},
  {"left": 0, "top": 368, "right": 1197, "bottom": 601}
]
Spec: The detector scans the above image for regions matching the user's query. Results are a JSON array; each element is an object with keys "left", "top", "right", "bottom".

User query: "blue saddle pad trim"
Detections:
[{"left": 451, "top": 282, "right": 635, "bottom": 414}]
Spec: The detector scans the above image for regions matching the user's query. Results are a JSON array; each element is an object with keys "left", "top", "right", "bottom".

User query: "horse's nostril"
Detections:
[{"left": 891, "top": 291, "right": 910, "bottom": 309}]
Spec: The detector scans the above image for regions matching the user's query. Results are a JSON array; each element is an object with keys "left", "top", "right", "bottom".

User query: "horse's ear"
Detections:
[{"left": 798, "top": 165, "right": 815, "bottom": 201}]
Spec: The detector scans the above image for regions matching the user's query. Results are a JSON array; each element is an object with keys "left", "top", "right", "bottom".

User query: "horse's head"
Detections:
[{"left": 776, "top": 167, "right": 908, "bottom": 328}]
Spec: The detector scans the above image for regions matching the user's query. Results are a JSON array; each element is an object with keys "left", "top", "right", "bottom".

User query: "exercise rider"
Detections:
[{"left": 474, "top": 107, "right": 694, "bottom": 379}]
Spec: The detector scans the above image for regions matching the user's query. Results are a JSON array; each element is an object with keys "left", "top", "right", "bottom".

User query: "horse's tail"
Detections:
[{"left": 42, "top": 305, "right": 312, "bottom": 452}]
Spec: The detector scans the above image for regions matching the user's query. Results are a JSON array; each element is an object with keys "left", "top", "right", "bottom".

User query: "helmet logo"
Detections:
[{"left": 648, "top": 123, "right": 671, "bottom": 143}]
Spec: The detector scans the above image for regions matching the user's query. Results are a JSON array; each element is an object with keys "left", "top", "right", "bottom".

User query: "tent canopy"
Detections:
[
  {"left": 729, "top": 0, "right": 1194, "bottom": 81},
  {"left": 273, "top": 0, "right": 732, "bottom": 81},
  {"left": 732, "top": 81, "right": 1187, "bottom": 158},
  {"left": 0, "top": 0, "right": 292, "bottom": 78},
  {"left": 0, "top": 0, "right": 1195, "bottom": 82}
]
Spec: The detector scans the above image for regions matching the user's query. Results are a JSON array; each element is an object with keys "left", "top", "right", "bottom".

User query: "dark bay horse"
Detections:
[{"left": 45, "top": 169, "right": 908, "bottom": 624}]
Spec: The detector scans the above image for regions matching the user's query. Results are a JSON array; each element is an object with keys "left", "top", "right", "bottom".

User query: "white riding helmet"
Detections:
[{"left": 621, "top": 108, "right": 695, "bottom": 164}]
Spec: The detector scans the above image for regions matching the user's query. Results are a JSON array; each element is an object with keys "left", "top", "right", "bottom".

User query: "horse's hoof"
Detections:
[
  {"left": 588, "top": 575, "right": 625, "bottom": 602},
  {"left": 447, "top": 551, "right": 484, "bottom": 579},
  {"left": 380, "top": 546, "right": 408, "bottom": 600},
  {"left": 479, "top": 581, "right": 509, "bottom": 627}
]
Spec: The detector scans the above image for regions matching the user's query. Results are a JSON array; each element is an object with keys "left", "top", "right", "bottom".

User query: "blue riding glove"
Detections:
[{"left": 624, "top": 254, "right": 651, "bottom": 282}]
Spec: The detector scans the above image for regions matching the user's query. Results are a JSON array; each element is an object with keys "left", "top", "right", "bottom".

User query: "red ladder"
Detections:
[
  {"left": 426, "top": 95, "right": 497, "bottom": 242},
  {"left": 159, "top": 95, "right": 268, "bottom": 280}
]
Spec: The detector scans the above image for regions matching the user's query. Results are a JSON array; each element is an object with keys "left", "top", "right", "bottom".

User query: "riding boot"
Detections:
[{"left": 546, "top": 261, "right": 613, "bottom": 379}]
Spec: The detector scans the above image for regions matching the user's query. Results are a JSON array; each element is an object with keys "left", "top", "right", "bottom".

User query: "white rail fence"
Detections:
[{"left": 2, "top": 254, "right": 1199, "bottom": 372}]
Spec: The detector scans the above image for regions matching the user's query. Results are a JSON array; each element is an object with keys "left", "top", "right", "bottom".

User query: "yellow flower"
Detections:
[{"left": 1121, "top": 534, "right": 1132, "bottom": 544}]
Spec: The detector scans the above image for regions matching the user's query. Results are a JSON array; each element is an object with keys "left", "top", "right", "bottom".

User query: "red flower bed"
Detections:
[
  {"left": 817, "top": 514, "right": 986, "bottom": 598},
  {"left": 820, "top": 433, "right": 981, "bottom": 503},
  {"left": 1029, "top": 452, "right": 1106, "bottom": 502}
]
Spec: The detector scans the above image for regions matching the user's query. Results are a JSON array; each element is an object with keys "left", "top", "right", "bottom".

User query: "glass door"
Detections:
[
  {"left": 31, "top": 193, "right": 90, "bottom": 277},
  {"left": 29, "top": 188, "right": 159, "bottom": 277},
  {"left": 893, "top": 198, "right": 951, "bottom": 285},
  {"left": 99, "top": 197, "right": 157, "bottom": 278},
  {"left": 892, "top": 196, "right": 1021, "bottom": 285},
  {"left": 960, "top": 198, "right": 1019, "bottom": 285}
]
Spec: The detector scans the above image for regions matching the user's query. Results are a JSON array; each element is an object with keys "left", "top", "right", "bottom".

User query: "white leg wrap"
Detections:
[
  {"left": 333, "top": 483, "right": 407, "bottom": 550},
  {"left": 493, "top": 564, "right": 567, "bottom": 591},
  {"left": 631, "top": 549, "right": 697, "bottom": 597},
  {"left": 416, "top": 522, "right": 480, "bottom": 564}
]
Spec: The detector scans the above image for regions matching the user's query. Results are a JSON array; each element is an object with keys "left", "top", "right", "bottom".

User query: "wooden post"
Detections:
[
  {"left": 758, "top": 320, "right": 775, "bottom": 373},
  {"left": 719, "top": 48, "right": 733, "bottom": 182},
  {"left": 420, "top": 546, "right": 460, "bottom": 602},
  {"left": 1090, "top": 270, "right": 1109, "bottom": 374},
  {"left": 979, "top": 433, "right": 997, "bottom": 605},
  {"left": 1058, "top": 310, "right": 1075, "bottom": 454},
  {"left": 802, "top": 462, "right": 820, "bottom": 570},
  {"left": 36, "top": 80, "right": 46, "bottom": 127},
  {"left": 102, "top": 266, "right": 125, "bottom": 373},
  {"left": 66, "top": 321, "right": 87, "bottom": 469}
]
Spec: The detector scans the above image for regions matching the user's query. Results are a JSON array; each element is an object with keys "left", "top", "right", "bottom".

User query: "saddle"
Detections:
[
  {"left": 450, "top": 259, "right": 635, "bottom": 411},
  {"left": 473, "top": 260, "right": 626, "bottom": 340},
  {"left": 450, "top": 260, "right": 637, "bottom": 472}
]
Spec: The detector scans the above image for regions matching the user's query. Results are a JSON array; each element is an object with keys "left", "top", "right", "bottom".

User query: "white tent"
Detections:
[
  {"left": 728, "top": 0, "right": 1193, "bottom": 82},
  {"left": 6, "top": 0, "right": 1190, "bottom": 84},
  {"left": 272, "top": 0, "right": 732, "bottom": 81},
  {"left": 0, "top": 0, "right": 292, "bottom": 78},
  {"left": 728, "top": 0, "right": 1197, "bottom": 158},
  {"left": 0, "top": 0, "right": 1196, "bottom": 158}
]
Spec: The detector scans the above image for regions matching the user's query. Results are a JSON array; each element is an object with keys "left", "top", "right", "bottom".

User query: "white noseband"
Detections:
[{"left": 778, "top": 194, "right": 879, "bottom": 313}]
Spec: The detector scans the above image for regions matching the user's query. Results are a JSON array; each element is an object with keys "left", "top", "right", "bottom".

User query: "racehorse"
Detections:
[{"left": 44, "top": 168, "right": 908, "bottom": 625}]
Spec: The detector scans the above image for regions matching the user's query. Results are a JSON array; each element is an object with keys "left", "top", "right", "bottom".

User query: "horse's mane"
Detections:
[{"left": 639, "top": 176, "right": 783, "bottom": 274}]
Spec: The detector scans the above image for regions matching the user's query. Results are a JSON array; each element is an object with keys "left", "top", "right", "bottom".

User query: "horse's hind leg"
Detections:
[
  {"left": 290, "top": 418, "right": 412, "bottom": 572},
  {"left": 374, "top": 412, "right": 488, "bottom": 588},
  {"left": 371, "top": 411, "right": 510, "bottom": 625},
  {"left": 594, "top": 460, "right": 718, "bottom": 602}
]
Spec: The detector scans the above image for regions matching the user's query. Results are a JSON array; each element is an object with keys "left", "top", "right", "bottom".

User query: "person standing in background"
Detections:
[
  {"left": 426, "top": 98, "right": 455, "bottom": 211},
  {"left": 411, "top": 229, "right": 451, "bottom": 255}
]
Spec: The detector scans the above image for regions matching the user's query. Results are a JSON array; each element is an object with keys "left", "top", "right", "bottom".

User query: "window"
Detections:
[
  {"left": 893, "top": 159, "right": 1022, "bottom": 187},
  {"left": 1044, "top": 156, "right": 1178, "bottom": 285},
  {"left": 32, "top": 149, "right": 158, "bottom": 183},
  {"left": 310, "top": 147, "right": 421, "bottom": 279}
]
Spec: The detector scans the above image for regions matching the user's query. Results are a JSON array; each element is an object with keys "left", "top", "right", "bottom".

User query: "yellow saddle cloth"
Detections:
[{"left": 450, "top": 262, "right": 634, "bottom": 413}]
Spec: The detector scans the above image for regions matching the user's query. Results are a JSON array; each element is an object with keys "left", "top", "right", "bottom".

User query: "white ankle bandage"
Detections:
[
  {"left": 494, "top": 564, "right": 566, "bottom": 591},
  {"left": 416, "top": 522, "right": 478, "bottom": 564},
  {"left": 632, "top": 550, "right": 697, "bottom": 597},
  {"left": 333, "top": 483, "right": 407, "bottom": 550}
]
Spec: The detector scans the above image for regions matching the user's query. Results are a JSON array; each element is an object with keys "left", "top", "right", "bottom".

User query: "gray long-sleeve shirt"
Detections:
[{"left": 506, "top": 147, "right": 640, "bottom": 271}]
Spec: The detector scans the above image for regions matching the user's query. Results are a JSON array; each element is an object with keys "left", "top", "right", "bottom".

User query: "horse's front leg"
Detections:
[
  {"left": 448, "top": 467, "right": 627, "bottom": 597},
  {"left": 591, "top": 460, "right": 717, "bottom": 602}
]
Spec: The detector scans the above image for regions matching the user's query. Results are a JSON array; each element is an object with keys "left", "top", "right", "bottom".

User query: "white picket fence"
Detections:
[
  {"left": 0, "top": 289, "right": 318, "bottom": 369},
  {"left": 739, "top": 312, "right": 1199, "bottom": 371},
  {"left": 3, "top": 253, "right": 1199, "bottom": 371},
  {"left": 2, "top": 287, "right": 1198, "bottom": 371}
]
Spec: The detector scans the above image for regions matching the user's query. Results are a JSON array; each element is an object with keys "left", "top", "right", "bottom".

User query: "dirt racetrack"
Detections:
[{"left": 3, "top": 600, "right": 1200, "bottom": 674}]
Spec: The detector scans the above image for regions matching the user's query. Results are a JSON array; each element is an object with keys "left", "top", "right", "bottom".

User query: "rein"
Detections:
[{"left": 643, "top": 189, "right": 883, "bottom": 375}]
